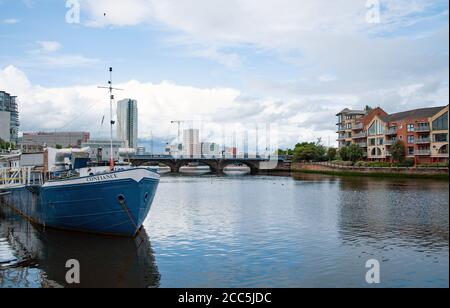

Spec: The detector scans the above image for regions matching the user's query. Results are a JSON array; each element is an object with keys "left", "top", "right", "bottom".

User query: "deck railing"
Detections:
[{"left": 0, "top": 167, "right": 44, "bottom": 189}]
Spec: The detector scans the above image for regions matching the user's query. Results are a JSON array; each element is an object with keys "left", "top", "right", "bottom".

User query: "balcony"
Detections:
[
  {"left": 385, "top": 140, "right": 396, "bottom": 146},
  {"left": 352, "top": 132, "right": 367, "bottom": 139},
  {"left": 386, "top": 128, "right": 398, "bottom": 135},
  {"left": 353, "top": 123, "right": 364, "bottom": 130},
  {"left": 415, "top": 150, "right": 431, "bottom": 156},
  {"left": 415, "top": 138, "right": 431, "bottom": 144},
  {"left": 416, "top": 125, "right": 430, "bottom": 132},
  {"left": 357, "top": 142, "right": 367, "bottom": 148}
]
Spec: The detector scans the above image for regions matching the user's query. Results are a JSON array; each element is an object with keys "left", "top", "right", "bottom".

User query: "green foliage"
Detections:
[
  {"left": 293, "top": 142, "right": 327, "bottom": 162},
  {"left": 338, "top": 147, "right": 350, "bottom": 161},
  {"left": 399, "top": 159, "right": 415, "bottom": 167},
  {"left": 327, "top": 148, "right": 337, "bottom": 161},
  {"left": 355, "top": 161, "right": 368, "bottom": 167},
  {"left": 339, "top": 145, "right": 364, "bottom": 162},
  {"left": 348, "top": 144, "right": 365, "bottom": 163},
  {"left": 56, "top": 144, "right": 63, "bottom": 150},
  {"left": 418, "top": 162, "right": 449, "bottom": 168},
  {"left": 277, "top": 148, "right": 294, "bottom": 156},
  {"left": 389, "top": 140, "right": 406, "bottom": 162},
  {"left": 0, "top": 138, "right": 15, "bottom": 150}
]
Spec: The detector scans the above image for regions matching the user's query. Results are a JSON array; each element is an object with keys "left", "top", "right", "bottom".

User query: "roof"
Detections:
[
  {"left": 336, "top": 108, "right": 367, "bottom": 116},
  {"left": 380, "top": 106, "right": 447, "bottom": 122}
]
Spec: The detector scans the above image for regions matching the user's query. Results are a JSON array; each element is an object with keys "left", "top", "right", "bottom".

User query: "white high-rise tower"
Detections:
[{"left": 117, "top": 99, "right": 138, "bottom": 149}]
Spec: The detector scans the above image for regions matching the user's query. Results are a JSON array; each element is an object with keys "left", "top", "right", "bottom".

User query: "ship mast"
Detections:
[{"left": 98, "top": 67, "right": 123, "bottom": 171}]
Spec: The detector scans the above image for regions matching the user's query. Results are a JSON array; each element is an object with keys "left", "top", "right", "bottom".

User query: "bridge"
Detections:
[{"left": 128, "top": 155, "right": 289, "bottom": 175}]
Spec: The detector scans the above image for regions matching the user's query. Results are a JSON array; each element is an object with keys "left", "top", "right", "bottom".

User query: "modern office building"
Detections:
[
  {"left": 183, "top": 129, "right": 201, "bottom": 158},
  {"left": 0, "top": 111, "right": 10, "bottom": 142},
  {"left": 337, "top": 105, "right": 449, "bottom": 163},
  {"left": 20, "top": 132, "right": 90, "bottom": 151},
  {"left": 0, "top": 91, "right": 19, "bottom": 144},
  {"left": 117, "top": 99, "right": 138, "bottom": 149}
]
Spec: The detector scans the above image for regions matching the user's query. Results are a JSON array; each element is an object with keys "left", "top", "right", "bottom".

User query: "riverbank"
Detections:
[{"left": 291, "top": 162, "right": 449, "bottom": 180}]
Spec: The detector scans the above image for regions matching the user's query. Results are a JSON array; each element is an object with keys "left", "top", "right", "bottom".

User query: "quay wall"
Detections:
[{"left": 291, "top": 162, "right": 449, "bottom": 180}]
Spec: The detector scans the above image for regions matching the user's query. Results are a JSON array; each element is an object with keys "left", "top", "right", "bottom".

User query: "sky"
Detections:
[{"left": 0, "top": 0, "right": 448, "bottom": 151}]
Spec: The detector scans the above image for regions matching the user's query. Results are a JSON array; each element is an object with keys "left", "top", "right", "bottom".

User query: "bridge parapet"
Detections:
[{"left": 128, "top": 155, "right": 287, "bottom": 175}]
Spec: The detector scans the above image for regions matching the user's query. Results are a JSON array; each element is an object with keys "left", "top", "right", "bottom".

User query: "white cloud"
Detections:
[
  {"left": 1, "top": 65, "right": 446, "bottom": 149},
  {"left": 3, "top": 18, "right": 20, "bottom": 25},
  {"left": 37, "top": 41, "right": 62, "bottom": 53},
  {"left": 23, "top": 41, "right": 100, "bottom": 69},
  {"left": 0, "top": 65, "right": 342, "bottom": 148}
]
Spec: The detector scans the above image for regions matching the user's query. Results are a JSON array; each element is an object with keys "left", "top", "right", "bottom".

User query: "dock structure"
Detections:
[{"left": 0, "top": 167, "right": 44, "bottom": 191}]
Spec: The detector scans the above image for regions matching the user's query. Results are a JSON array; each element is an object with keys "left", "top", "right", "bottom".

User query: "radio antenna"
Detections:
[{"left": 98, "top": 67, "right": 124, "bottom": 170}]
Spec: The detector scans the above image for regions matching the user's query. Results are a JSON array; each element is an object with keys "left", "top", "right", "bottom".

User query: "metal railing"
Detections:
[
  {"left": 415, "top": 150, "right": 431, "bottom": 156},
  {"left": 353, "top": 123, "right": 364, "bottom": 130},
  {"left": 386, "top": 128, "right": 398, "bottom": 135},
  {"left": 416, "top": 125, "right": 430, "bottom": 132},
  {"left": 352, "top": 132, "right": 367, "bottom": 139},
  {"left": 0, "top": 167, "right": 43, "bottom": 189},
  {"left": 415, "top": 138, "right": 431, "bottom": 144}
]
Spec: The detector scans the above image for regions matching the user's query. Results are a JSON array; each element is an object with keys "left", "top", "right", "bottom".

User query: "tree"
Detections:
[
  {"left": 0, "top": 139, "right": 13, "bottom": 150},
  {"left": 348, "top": 144, "right": 364, "bottom": 163},
  {"left": 339, "top": 146, "right": 350, "bottom": 161},
  {"left": 56, "top": 144, "right": 63, "bottom": 150},
  {"left": 327, "top": 148, "right": 337, "bottom": 161},
  {"left": 389, "top": 140, "right": 406, "bottom": 163},
  {"left": 293, "top": 142, "right": 327, "bottom": 162}
]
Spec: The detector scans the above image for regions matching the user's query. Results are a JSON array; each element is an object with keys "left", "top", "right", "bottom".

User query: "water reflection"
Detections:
[
  {"left": 0, "top": 207, "right": 160, "bottom": 288},
  {"left": 1, "top": 174, "right": 449, "bottom": 288},
  {"left": 336, "top": 177, "right": 449, "bottom": 250}
]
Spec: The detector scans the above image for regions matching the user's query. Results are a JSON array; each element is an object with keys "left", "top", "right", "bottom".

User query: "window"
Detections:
[
  {"left": 368, "top": 120, "right": 385, "bottom": 136},
  {"left": 347, "top": 123, "right": 352, "bottom": 129},
  {"left": 408, "top": 147, "right": 415, "bottom": 156},
  {"left": 432, "top": 112, "right": 448, "bottom": 131},
  {"left": 434, "top": 133, "right": 448, "bottom": 142},
  {"left": 439, "top": 145, "right": 449, "bottom": 154},
  {"left": 379, "top": 138, "right": 384, "bottom": 145},
  {"left": 369, "top": 138, "right": 376, "bottom": 146},
  {"left": 407, "top": 124, "right": 415, "bottom": 132},
  {"left": 407, "top": 136, "right": 414, "bottom": 144}
]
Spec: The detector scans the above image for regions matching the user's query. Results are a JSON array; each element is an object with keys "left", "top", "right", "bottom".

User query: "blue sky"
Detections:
[{"left": 0, "top": 0, "right": 448, "bottom": 150}]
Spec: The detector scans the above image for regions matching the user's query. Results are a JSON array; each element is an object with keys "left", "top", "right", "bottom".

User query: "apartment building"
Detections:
[
  {"left": 337, "top": 105, "right": 449, "bottom": 164},
  {"left": 336, "top": 109, "right": 367, "bottom": 148}
]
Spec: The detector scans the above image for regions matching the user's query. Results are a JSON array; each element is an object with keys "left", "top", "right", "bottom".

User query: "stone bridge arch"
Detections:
[{"left": 219, "top": 160, "right": 259, "bottom": 175}]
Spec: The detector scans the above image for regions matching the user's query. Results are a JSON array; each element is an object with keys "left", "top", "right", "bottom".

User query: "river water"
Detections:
[{"left": 0, "top": 174, "right": 448, "bottom": 288}]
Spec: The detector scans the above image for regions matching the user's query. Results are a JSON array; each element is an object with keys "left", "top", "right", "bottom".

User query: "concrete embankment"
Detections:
[{"left": 291, "top": 162, "right": 449, "bottom": 180}]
